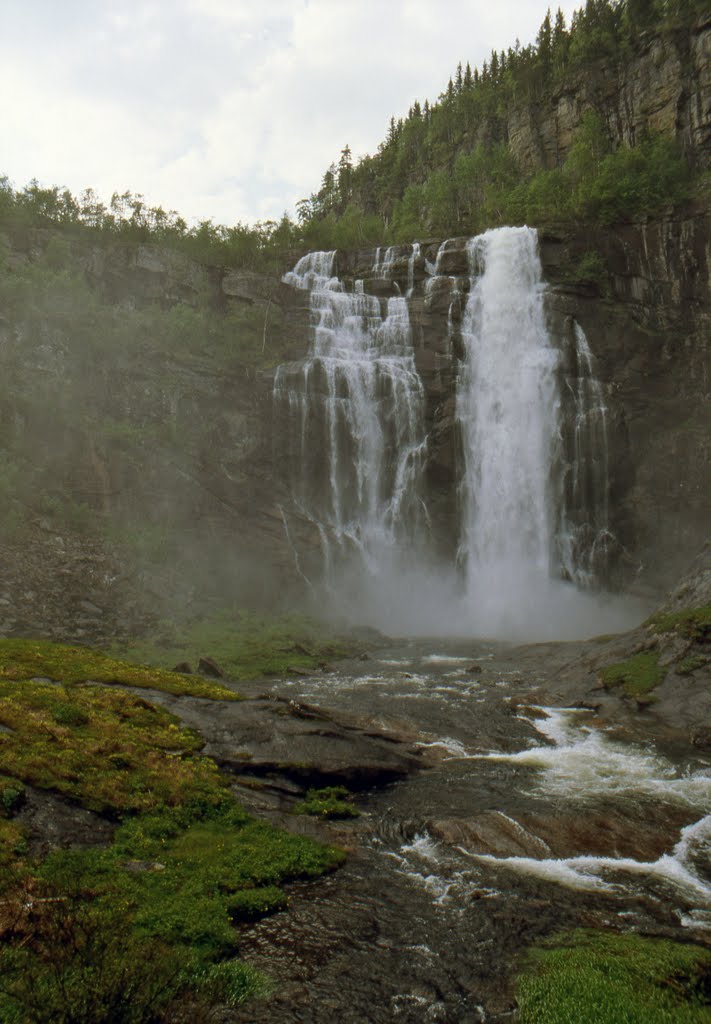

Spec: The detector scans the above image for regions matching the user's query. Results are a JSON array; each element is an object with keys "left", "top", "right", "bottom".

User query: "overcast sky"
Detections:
[{"left": 1, "top": 1, "right": 579, "bottom": 227}]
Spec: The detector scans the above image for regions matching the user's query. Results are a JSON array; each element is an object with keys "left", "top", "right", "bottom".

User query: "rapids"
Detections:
[{"left": 231, "top": 643, "right": 711, "bottom": 1023}]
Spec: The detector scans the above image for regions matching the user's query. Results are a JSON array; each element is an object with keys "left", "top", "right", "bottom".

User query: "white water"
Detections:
[
  {"left": 274, "top": 250, "right": 427, "bottom": 587},
  {"left": 457, "top": 228, "right": 560, "bottom": 635},
  {"left": 471, "top": 708, "right": 711, "bottom": 920},
  {"left": 277, "top": 231, "right": 645, "bottom": 639}
]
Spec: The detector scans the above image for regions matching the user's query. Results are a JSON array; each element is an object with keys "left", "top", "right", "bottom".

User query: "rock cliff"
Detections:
[{"left": 502, "top": 13, "right": 711, "bottom": 172}]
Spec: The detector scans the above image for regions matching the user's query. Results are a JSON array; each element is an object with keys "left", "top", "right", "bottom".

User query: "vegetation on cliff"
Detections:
[
  {"left": 303, "top": 0, "right": 704, "bottom": 244},
  {"left": 1, "top": 0, "right": 707, "bottom": 266}
]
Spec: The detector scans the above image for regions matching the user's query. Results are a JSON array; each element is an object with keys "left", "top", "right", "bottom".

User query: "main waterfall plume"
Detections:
[
  {"left": 276, "top": 229, "right": 640, "bottom": 638},
  {"left": 456, "top": 227, "right": 560, "bottom": 635}
]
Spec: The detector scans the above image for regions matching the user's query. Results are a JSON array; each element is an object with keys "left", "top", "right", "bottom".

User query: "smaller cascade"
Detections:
[
  {"left": 406, "top": 242, "right": 421, "bottom": 297},
  {"left": 557, "top": 322, "right": 613, "bottom": 587},
  {"left": 373, "top": 245, "right": 398, "bottom": 280},
  {"left": 274, "top": 249, "right": 428, "bottom": 594}
]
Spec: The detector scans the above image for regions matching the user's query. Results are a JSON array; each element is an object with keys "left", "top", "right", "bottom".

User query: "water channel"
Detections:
[{"left": 232, "top": 640, "right": 711, "bottom": 1023}]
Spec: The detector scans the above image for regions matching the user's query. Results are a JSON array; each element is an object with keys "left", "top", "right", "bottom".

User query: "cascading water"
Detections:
[
  {"left": 274, "top": 250, "right": 427, "bottom": 597},
  {"left": 277, "top": 230, "right": 640, "bottom": 638},
  {"left": 557, "top": 322, "right": 614, "bottom": 586},
  {"left": 456, "top": 227, "right": 560, "bottom": 634}
]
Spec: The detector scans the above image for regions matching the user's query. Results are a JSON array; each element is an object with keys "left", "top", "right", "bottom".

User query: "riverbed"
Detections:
[{"left": 230, "top": 639, "right": 711, "bottom": 1023}]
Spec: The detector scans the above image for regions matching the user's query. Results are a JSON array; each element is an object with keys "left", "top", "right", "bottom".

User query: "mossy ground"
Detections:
[
  {"left": 0, "top": 637, "right": 238, "bottom": 699},
  {"left": 294, "top": 786, "right": 360, "bottom": 820},
  {"left": 295, "top": 786, "right": 362, "bottom": 819},
  {"left": 116, "top": 611, "right": 353, "bottom": 680},
  {"left": 646, "top": 604, "right": 711, "bottom": 644},
  {"left": 0, "top": 678, "right": 223, "bottom": 814},
  {"left": 517, "top": 930, "right": 711, "bottom": 1024},
  {"left": 0, "top": 637, "right": 345, "bottom": 1021},
  {"left": 599, "top": 651, "right": 665, "bottom": 698}
]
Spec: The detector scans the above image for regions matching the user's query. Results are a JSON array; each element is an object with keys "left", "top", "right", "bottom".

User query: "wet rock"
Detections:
[
  {"left": 429, "top": 811, "right": 553, "bottom": 858},
  {"left": 148, "top": 692, "right": 426, "bottom": 790},
  {"left": 691, "top": 725, "right": 711, "bottom": 751},
  {"left": 16, "top": 787, "right": 116, "bottom": 857},
  {"left": 198, "top": 655, "right": 224, "bottom": 678},
  {"left": 466, "top": 664, "right": 483, "bottom": 674}
]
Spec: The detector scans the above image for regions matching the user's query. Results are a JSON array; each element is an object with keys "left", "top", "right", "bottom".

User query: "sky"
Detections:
[{"left": 0, "top": 0, "right": 580, "bottom": 228}]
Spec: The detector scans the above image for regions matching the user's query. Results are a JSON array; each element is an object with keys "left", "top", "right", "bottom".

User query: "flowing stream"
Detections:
[{"left": 231, "top": 645, "right": 711, "bottom": 1023}]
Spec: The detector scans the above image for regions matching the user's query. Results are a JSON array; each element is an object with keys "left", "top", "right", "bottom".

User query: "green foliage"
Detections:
[
  {"left": 0, "top": 179, "right": 300, "bottom": 272},
  {"left": 117, "top": 611, "right": 352, "bottom": 680},
  {"left": 0, "top": 776, "right": 25, "bottom": 816},
  {"left": 0, "top": 893, "right": 190, "bottom": 1024},
  {"left": 226, "top": 885, "right": 287, "bottom": 920},
  {"left": 0, "top": 638, "right": 238, "bottom": 698},
  {"left": 38, "top": 800, "right": 343, "bottom": 962},
  {"left": 599, "top": 651, "right": 665, "bottom": 697},
  {"left": 0, "top": 677, "right": 226, "bottom": 814},
  {"left": 0, "top": 639, "right": 347, "bottom": 1020},
  {"left": 676, "top": 655, "right": 708, "bottom": 675},
  {"left": 567, "top": 250, "right": 610, "bottom": 292},
  {"left": 646, "top": 604, "right": 711, "bottom": 643},
  {"left": 299, "top": 0, "right": 698, "bottom": 240},
  {"left": 188, "top": 959, "right": 268, "bottom": 1007},
  {"left": 517, "top": 929, "right": 711, "bottom": 1024},
  {"left": 294, "top": 786, "right": 360, "bottom": 820}
]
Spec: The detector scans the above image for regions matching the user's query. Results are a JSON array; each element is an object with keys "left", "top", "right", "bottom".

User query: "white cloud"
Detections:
[{"left": 0, "top": 1, "right": 579, "bottom": 225}]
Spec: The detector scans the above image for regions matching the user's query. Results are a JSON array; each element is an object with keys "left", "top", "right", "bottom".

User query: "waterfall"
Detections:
[
  {"left": 557, "top": 322, "right": 613, "bottom": 586},
  {"left": 277, "top": 231, "right": 630, "bottom": 638},
  {"left": 273, "top": 250, "right": 427, "bottom": 590},
  {"left": 456, "top": 227, "right": 560, "bottom": 633}
]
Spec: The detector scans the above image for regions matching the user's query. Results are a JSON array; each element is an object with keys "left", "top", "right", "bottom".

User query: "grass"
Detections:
[
  {"left": 116, "top": 610, "right": 353, "bottom": 681},
  {"left": 0, "top": 638, "right": 238, "bottom": 700},
  {"left": 677, "top": 656, "right": 709, "bottom": 675},
  {"left": 646, "top": 605, "right": 711, "bottom": 644},
  {"left": 35, "top": 800, "right": 344, "bottom": 960},
  {"left": 0, "top": 636, "right": 348, "bottom": 1020},
  {"left": 294, "top": 786, "right": 360, "bottom": 820},
  {"left": 0, "top": 678, "right": 225, "bottom": 814},
  {"left": 599, "top": 651, "right": 665, "bottom": 698},
  {"left": 517, "top": 930, "right": 711, "bottom": 1024}
]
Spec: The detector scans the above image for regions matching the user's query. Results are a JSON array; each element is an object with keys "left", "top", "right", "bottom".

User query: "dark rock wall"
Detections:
[
  {"left": 506, "top": 13, "right": 711, "bottom": 171},
  {"left": 1, "top": 192, "right": 709, "bottom": 638}
]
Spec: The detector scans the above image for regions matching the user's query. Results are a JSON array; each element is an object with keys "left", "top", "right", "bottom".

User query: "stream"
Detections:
[{"left": 231, "top": 640, "right": 711, "bottom": 1023}]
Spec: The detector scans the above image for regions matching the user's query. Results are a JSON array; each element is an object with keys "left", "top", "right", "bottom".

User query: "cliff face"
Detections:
[
  {"left": 329, "top": 201, "right": 710, "bottom": 597},
  {"left": 506, "top": 13, "right": 711, "bottom": 171},
  {"left": 541, "top": 204, "right": 711, "bottom": 591},
  {"left": 1, "top": 185, "right": 709, "bottom": 639},
  {"left": 0, "top": 227, "right": 312, "bottom": 640}
]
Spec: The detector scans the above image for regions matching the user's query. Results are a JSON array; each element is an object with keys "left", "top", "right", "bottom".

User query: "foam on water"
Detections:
[
  {"left": 480, "top": 708, "right": 711, "bottom": 807},
  {"left": 470, "top": 708, "right": 711, "bottom": 922}
]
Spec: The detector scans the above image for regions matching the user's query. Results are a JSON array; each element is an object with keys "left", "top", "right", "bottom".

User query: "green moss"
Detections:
[
  {"left": 0, "top": 775, "right": 25, "bottom": 816},
  {"left": 646, "top": 605, "right": 711, "bottom": 644},
  {"left": 0, "top": 638, "right": 239, "bottom": 700},
  {"left": 0, "top": 637, "right": 347, "bottom": 1020},
  {"left": 38, "top": 801, "right": 344, "bottom": 960},
  {"left": 294, "top": 786, "right": 360, "bottom": 820},
  {"left": 517, "top": 929, "right": 711, "bottom": 1024},
  {"left": 117, "top": 611, "right": 352, "bottom": 681},
  {"left": 0, "top": 679, "right": 226, "bottom": 814},
  {"left": 227, "top": 885, "right": 287, "bottom": 920},
  {"left": 599, "top": 651, "right": 665, "bottom": 698},
  {"left": 677, "top": 656, "right": 709, "bottom": 676}
]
